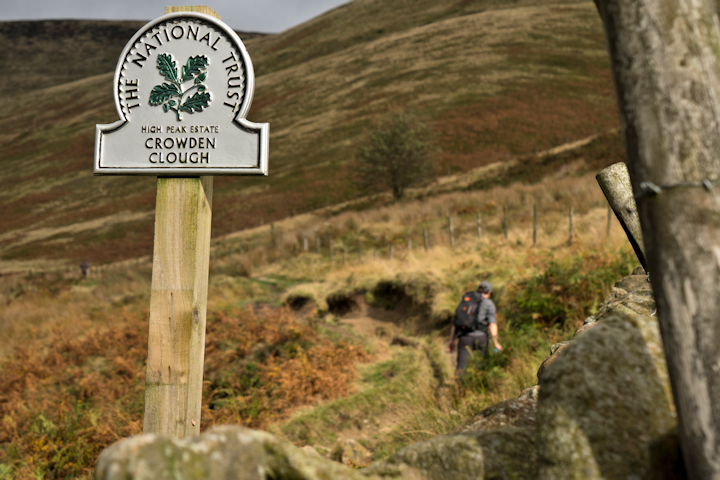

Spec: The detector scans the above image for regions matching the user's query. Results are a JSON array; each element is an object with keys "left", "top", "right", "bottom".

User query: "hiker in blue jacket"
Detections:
[{"left": 448, "top": 281, "right": 503, "bottom": 373}]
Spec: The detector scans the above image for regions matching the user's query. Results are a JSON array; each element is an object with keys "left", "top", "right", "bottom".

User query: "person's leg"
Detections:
[
  {"left": 472, "top": 333, "right": 488, "bottom": 357},
  {"left": 456, "top": 336, "right": 476, "bottom": 372}
]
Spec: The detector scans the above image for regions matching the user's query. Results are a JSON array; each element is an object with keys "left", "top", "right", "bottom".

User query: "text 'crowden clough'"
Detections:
[{"left": 142, "top": 125, "right": 218, "bottom": 164}]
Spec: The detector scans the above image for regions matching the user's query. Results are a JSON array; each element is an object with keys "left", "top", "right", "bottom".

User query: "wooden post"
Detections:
[
  {"left": 448, "top": 217, "right": 455, "bottom": 248},
  {"left": 596, "top": 0, "right": 720, "bottom": 475},
  {"left": 606, "top": 203, "right": 612, "bottom": 238},
  {"left": 328, "top": 236, "right": 333, "bottom": 261},
  {"left": 408, "top": 237, "right": 412, "bottom": 254},
  {"left": 477, "top": 213, "right": 482, "bottom": 238},
  {"left": 270, "top": 223, "right": 275, "bottom": 247},
  {"left": 533, "top": 204, "right": 537, "bottom": 247},
  {"left": 142, "top": 6, "right": 220, "bottom": 439},
  {"left": 374, "top": 249, "right": 378, "bottom": 261},
  {"left": 143, "top": 176, "right": 213, "bottom": 438},
  {"left": 503, "top": 206, "right": 508, "bottom": 240},
  {"left": 390, "top": 244, "right": 395, "bottom": 260},
  {"left": 568, "top": 206, "right": 574, "bottom": 245},
  {"left": 597, "top": 163, "right": 647, "bottom": 269},
  {"left": 423, "top": 227, "right": 429, "bottom": 252},
  {"left": 316, "top": 236, "right": 321, "bottom": 255},
  {"left": 303, "top": 237, "right": 308, "bottom": 252}
]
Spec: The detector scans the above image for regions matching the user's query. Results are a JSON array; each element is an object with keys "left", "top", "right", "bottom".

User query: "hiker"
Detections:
[
  {"left": 448, "top": 281, "right": 503, "bottom": 373},
  {"left": 79, "top": 261, "right": 89, "bottom": 277}
]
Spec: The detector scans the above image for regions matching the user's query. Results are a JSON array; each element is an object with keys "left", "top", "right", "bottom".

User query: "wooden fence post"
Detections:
[
  {"left": 606, "top": 203, "right": 612, "bottom": 238},
  {"left": 303, "top": 237, "right": 308, "bottom": 252},
  {"left": 390, "top": 244, "right": 395, "bottom": 260},
  {"left": 423, "top": 228, "right": 429, "bottom": 252},
  {"left": 597, "top": 163, "right": 647, "bottom": 269},
  {"left": 316, "top": 236, "right": 321, "bottom": 255},
  {"left": 533, "top": 204, "right": 537, "bottom": 247},
  {"left": 503, "top": 206, "right": 508, "bottom": 240},
  {"left": 448, "top": 217, "right": 455, "bottom": 248},
  {"left": 408, "top": 237, "right": 412, "bottom": 254},
  {"left": 477, "top": 212, "right": 482, "bottom": 238},
  {"left": 596, "top": 0, "right": 720, "bottom": 475},
  {"left": 374, "top": 249, "right": 378, "bottom": 261}
]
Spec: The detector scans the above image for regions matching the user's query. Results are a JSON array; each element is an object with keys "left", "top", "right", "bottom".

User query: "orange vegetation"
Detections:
[{"left": 0, "top": 306, "right": 370, "bottom": 478}]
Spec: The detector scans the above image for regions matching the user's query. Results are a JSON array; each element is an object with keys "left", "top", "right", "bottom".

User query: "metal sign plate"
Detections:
[{"left": 95, "top": 12, "right": 269, "bottom": 176}]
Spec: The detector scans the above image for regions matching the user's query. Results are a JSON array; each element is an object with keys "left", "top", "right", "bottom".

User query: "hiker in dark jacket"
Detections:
[{"left": 448, "top": 281, "right": 503, "bottom": 373}]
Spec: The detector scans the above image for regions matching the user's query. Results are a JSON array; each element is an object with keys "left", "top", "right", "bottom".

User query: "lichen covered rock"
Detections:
[
  {"left": 537, "top": 314, "right": 676, "bottom": 480},
  {"left": 363, "top": 427, "right": 536, "bottom": 480},
  {"left": 94, "top": 425, "right": 376, "bottom": 480}
]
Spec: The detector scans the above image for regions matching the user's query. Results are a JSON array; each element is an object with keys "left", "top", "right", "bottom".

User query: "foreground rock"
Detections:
[
  {"left": 95, "top": 425, "right": 376, "bottom": 480},
  {"left": 537, "top": 314, "right": 676, "bottom": 479},
  {"left": 362, "top": 427, "right": 536, "bottom": 480}
]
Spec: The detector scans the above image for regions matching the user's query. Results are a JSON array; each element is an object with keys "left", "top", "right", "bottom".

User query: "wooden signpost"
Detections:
[{"left": 95, "top": 6, "right": 269, "bottom": 438}]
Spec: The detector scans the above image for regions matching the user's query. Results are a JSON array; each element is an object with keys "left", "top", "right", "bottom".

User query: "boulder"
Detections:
[
  {"left": 453, "top": 394, "right": 536, "bottom": 434},
  {"left": 363, "top": 427, "right": 536, "bottom": 480},
  {"left": 94, "top": 425, "right": 376, "bottom": 480},
  {"left": 592, "top": 273, "right": 655, "bottom": 321},
  {"left": 537, "top": 314, "right": 676, "bottom": 480},
  {"left": 340, "top": 438, "right": 374, "bottom": 468}
]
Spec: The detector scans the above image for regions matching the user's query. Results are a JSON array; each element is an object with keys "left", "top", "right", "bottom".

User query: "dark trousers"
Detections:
[{"left": 456, "top": 333, "right": 488, "bottom": 371}]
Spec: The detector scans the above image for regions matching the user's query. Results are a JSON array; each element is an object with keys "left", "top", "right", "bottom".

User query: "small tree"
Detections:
[{"left": 355, "top": 111, "right": 434, "bottom": 199}]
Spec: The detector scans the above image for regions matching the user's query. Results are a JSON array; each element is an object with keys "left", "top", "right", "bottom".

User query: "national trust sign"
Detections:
[{"left": 95, "top": 12, "right": 269, "bottom": 175}]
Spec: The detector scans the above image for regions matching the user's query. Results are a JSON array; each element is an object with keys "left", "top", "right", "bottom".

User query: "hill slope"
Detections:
[{"left": 0, "top": 0, "right": 620, "bottom": 270}]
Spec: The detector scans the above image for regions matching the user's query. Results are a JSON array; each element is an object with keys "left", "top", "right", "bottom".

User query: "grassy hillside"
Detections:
[{"left": 0, "top": 0, "right": 620, "bottom": 271}]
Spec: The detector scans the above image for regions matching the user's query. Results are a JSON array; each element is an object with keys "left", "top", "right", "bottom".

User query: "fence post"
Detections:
[
  {"left": 423, "top": 228, "right": 429, "bottom": 252},
  {"left": 270, "top": 223, "right": 275, "bottom": 248},
  {"left": 374, "top": 249, "right": 378, "bottom": 261},
  {"left": 477, "top": 212, "right": 482, "bottom": 238},
  {"left": 606, "top": 203, "right": 612, "bottom": 238},
  {"left": 303, "top": 237, "right": 308, "bottom": 251},
  {"left": 568, "top": 206, "right": 574, "bottom": 245},
  {"left": 390, "top": 244, "right": 395, "bottom": 260},
  {"left": 503, "top": 206, "right": 508, "bottom": 240},
  {"left": 328, "top": 236, "right": 333, "bottom": 261},
  {"left": 408, "top": 237, "right": 412, "bottom": 254},
  {"left": 448, "top": 217, "right": 455, "bottom": 249},
  {"left": 533, "top": 204, "right": 537, "bottom": 247},
  {"left": 316, "top": 236, "right": 321, "bottom": 255}
]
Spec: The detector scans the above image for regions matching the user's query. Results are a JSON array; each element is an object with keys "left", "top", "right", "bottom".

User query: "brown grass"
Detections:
[{"left": 0, "top": 305, "right": 370, "bottom": 478}]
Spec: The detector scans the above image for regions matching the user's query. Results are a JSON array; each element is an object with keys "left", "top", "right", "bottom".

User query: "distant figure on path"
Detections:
[
  {"left": 448, "top": 281, "right": 503, "bottom": 374},
  {"left": 80, "top": 261, "right": 89, "bottom": 277}
]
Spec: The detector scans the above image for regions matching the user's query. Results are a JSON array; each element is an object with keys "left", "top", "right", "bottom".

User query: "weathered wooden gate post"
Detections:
[
  {"left": 94, "top": 5, "right": 268, "bottom": 439},
  {"left": 595, "top": 0, "right": 720, "bottom": 476}
]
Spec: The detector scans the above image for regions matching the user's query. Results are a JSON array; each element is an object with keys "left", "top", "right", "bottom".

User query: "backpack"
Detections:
[{"left": 453, "top": 291, "right": 486, "bottom": 335}]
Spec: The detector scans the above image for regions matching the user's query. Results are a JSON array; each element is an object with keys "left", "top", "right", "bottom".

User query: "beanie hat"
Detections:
[{"left": 478, "top": 281, "right": 493, "bottom": 292}]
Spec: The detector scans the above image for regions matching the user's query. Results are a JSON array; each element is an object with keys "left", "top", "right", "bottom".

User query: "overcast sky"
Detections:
[{"left": 0, "top": 0, "right": 351, "bottom": 33}]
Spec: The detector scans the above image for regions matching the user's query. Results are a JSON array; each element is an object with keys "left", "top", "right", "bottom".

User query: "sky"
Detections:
[{"left": 0, "top": 0, "right": 351, "bottom": 33}]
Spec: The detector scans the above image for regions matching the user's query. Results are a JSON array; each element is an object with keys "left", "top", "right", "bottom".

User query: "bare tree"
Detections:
[
  {"left": 595, "top": 0, "right": 720, "bottom": 477},
  {"left": 355, "top": 111, "right": 433, "bottom": 199}
]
